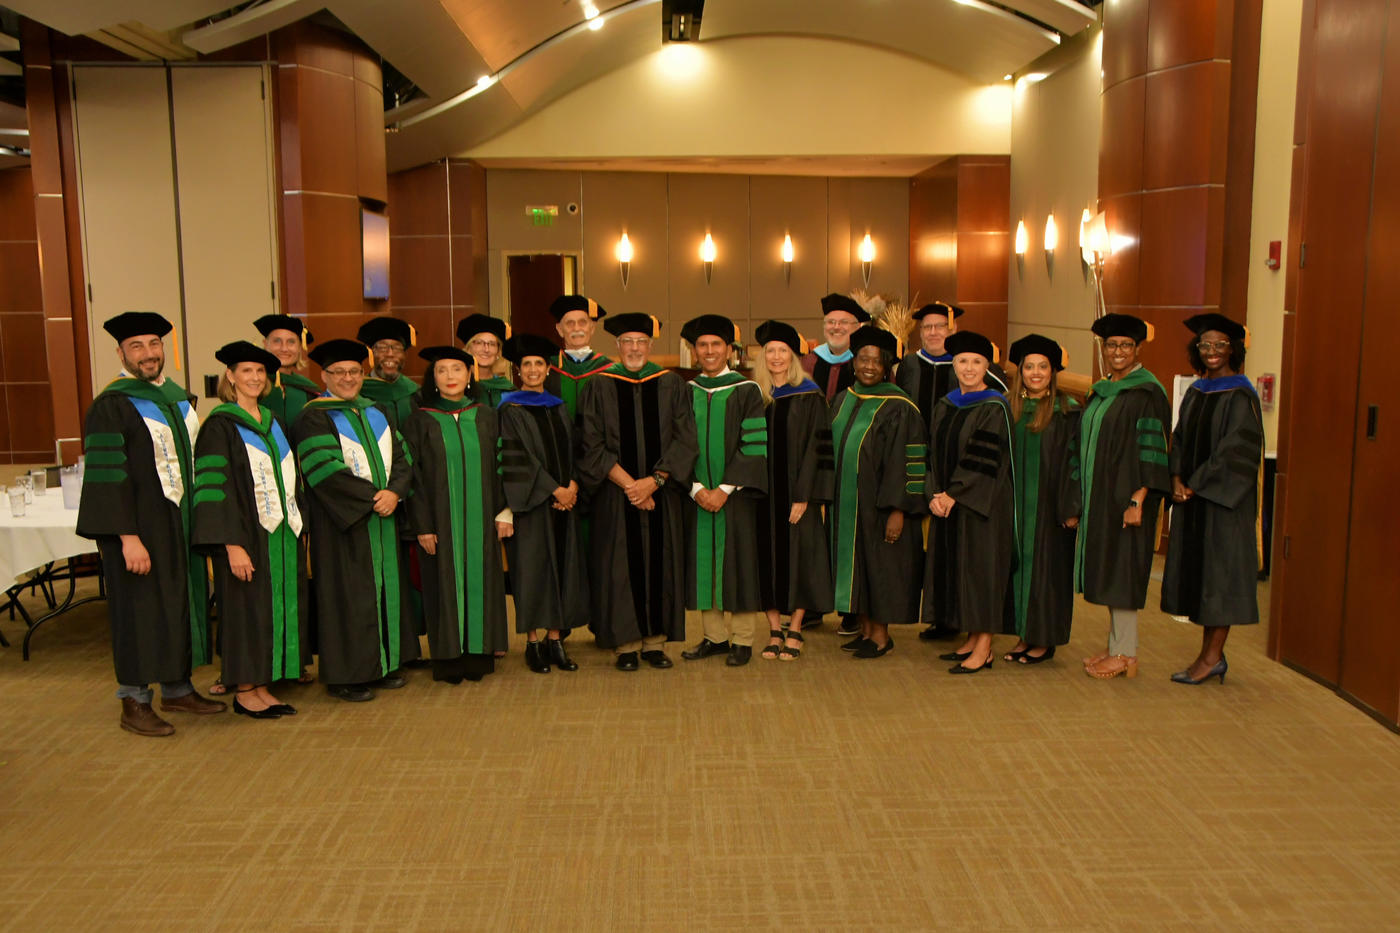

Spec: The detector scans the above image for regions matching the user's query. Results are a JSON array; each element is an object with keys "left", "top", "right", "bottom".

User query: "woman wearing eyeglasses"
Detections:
[
  {"left": 1078, "top": 314, "right": 1171, "bottom": 680},
  {"left": 1160, "top": 314, "right": 1263, "bottom": 685}
]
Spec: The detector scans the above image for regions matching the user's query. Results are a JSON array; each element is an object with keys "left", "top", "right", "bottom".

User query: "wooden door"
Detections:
[{"left": 507, "top": 254, "right": 565, "bottom": 340}]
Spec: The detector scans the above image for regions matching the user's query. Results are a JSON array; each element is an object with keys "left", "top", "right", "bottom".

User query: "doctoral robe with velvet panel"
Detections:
[
  {"left": 498, "top": 392, "right": 589, "bottom": 634},
  {"left": 922, "top": 390, "right": 1017, "bottom": 636},
  {"left": 828, "top": 383, "right": 927, "bottom": 624},
  {"left": 77, "top": 378, "right": 210, "bottom": 685},
  {"left": 359, "top": 375, "right": 420, "bottom": 431},
  {"left": 1161, "top": 377, "right": 1264, "bottom": 626},
  {"left": 896, "top": 350, "right": 1010, "bottom": 422},
  {"left": 758, "top": 382, "right": 834, "bottom": 615},
  {"left": 578, "top": 363, "right": 698, "bottom": 647},
  {"left": 293, "top": 396, "right": 418, "bottom": 684},
  {"left": 403, "top": 399, "right": 510, "bottom": 664},
  {"left": 685, "top": 372, "right": 768, "bottom": 613},
  {"left": 1010, "top": 397, "right": 1082, "bottom": 646},
  {"left": 191, "top": 405, "right": 309, "bottom": 685},
  {"left": 266, "top": 371, "right": 321, "bottom": 431},
  {"left": 1074, "top": 368, "right": 1172, "bottom": 609},
  {"left": 545, "top": 351, "right": 613, "bottom": 422}
]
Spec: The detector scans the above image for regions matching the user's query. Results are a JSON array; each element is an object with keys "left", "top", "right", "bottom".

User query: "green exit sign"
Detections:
[{"left": 526, "top": 205, "right": 558, "bottom": 227}]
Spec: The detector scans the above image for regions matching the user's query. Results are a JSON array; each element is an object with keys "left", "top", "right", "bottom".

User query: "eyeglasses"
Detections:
[
  {"left": 1196, "top": 340, "right": 1231, "bottom": 353},
  {"left": 324, "top": 367, "right": 363, "bottom": 378},
  {"left": 1103, "top": 340, "right": 1137, "bottom": 352},
  {"left": 468, "top": 338, "right": 499, "bottom": 349},
  {"left": 372, "top": 342, "right": 405, "bottom": 355}
]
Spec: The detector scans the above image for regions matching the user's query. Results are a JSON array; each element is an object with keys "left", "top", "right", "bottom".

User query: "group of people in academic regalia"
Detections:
[{"left": 78, "top": 291, "right": 1263, "bottom": 737}]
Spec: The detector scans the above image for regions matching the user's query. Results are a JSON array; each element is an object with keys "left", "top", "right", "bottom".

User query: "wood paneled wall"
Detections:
[
  {"left": 384, "top": 159, "right": 488, "bottom": 381},
  {"left": 1272, "top": 0, "right": 1400, "bottom": 728},
  {"left": 909, "top": 156, "right": 1011, "bottom": 351},
  {"left": 1098, "top": 0, "right": 1262, "bottom": 382},
  {"left": 0, "top": 165, "right": 55, "bottom": 463}
]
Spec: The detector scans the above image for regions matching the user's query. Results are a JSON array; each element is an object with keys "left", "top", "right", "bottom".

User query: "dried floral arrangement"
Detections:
[{"left": 848, "top": 288, "right": 918, "bottom": 350}]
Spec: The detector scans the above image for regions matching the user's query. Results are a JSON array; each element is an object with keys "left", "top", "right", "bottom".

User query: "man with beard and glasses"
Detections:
[
  {"left": 78, "top": 311, "right": 225, "bottom": 736},
  {"left": 356, "top": 317, "right": 420, "bottom": 430},
  {"left": 543, "top": 294, "right": 613, "bottom": 421}
]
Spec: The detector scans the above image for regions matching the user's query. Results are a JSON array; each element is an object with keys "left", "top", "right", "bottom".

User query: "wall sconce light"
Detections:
[
  {"left": 615, "top": 232, "right": 633, "bottom": 288},
  {"left": 1078, "top": 208, "right": 1092, "bottom": 265},
  {"left": 700, "top": 233, "right": 717, "bottom": 283},
  {"left": 858, "top": 234, "right": 875, "bottom": 288},
  {"left": 1044, "top": 213, "right": 1058, "bottom": 254},
  {"left": 1014, "top": 219, "right": 1028, "bottom": 255},
  {"left": 781, "top": 234, "right": 794, "bottom": 285}
]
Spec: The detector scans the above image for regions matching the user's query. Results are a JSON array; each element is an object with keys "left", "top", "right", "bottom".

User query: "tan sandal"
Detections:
[{"left": 1086, "top": 655, "right": 1138, "bottom": 679}]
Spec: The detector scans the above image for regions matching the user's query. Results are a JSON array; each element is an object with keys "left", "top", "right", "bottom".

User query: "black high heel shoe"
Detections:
[
  {"left": 938, "top": 649, "right": 972, "bottom": 662},
  {"left": 546, "top": 637, "right": 578, "bottom": 672},
  {"left": 1171, "top": 656, "right": 1227, "bottom": 685}
]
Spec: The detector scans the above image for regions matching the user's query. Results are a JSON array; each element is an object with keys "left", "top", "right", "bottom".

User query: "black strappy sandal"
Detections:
[
  {"left": 779, "top": 629, "right": 804, "bottom": 661},
  {"left": 1017, "top": 646, "right": 1056, "bottom": 665},
  {"left": 760, "top": 630, "right": 784, "bottom": 660}
]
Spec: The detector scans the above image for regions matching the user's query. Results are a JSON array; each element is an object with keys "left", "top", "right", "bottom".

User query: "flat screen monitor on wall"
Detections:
[{"left": 362, "top": 208, "right": 389, "bottom": 299}]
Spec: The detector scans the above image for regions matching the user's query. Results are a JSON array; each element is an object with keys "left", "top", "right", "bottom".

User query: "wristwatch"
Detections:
[{"left": 651, "top": 471, "right": 668, "bottom": 488}]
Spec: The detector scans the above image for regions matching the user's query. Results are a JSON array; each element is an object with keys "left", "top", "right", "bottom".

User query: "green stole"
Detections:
[
  {"left": 361, "top": 374, "right": 419, "bottom": 425},
  {"left": 552, "top": 352, "right": 613, "bottom": 419},
  {"left": 304, "top": 395, "right": 403, "bottom": 672},
  {"left": 206, "top": 403, "right": 301, "bottom": 680},
  {"left": 270, "top": 371, "right": 320, "bottom": 426},
  {"left": 475, "top": 375, "right": 515, "bottom": 409},
  {"left": 1074, "top": 367, "right": 1166, "bottom": 592},
  {"left": 828, "top": 382, "right": 912, "bottom": 611},
  {"left": 689, "top": 371, "right": 762, "bottom": 610},
  {"left": 107, "top": 377, "right": 210, "bottom": 665},
  {"left": 423, "top": 397, "right": 487, "bottom": 653}
]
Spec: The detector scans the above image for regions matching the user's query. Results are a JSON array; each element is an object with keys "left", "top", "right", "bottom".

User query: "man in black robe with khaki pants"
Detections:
[{"left": 78, "top": 311, "right": 226, "bottom": 736}]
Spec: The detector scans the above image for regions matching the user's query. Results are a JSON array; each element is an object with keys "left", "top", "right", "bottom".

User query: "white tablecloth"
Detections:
[{"left": 0, "top": 494, "right": 94, "bottom": 585}]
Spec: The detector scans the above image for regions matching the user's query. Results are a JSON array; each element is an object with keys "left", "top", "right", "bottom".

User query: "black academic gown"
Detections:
[
  {"left": 498, "top": 391, "right": 590, "bottom": 634},
  {"left": 1161, "top": 377, "right": 1264, "bottom": 626},
  {"left": 77, "top": 378, "right": 210, "bottom": 686},
  {"left": 578, "top": 362, "right": 699, "bottom": 648},
  {"left": 685, "top": 372, "right": 768, "bottom": 613},
  {"left": 923, "top": 390, "right": 1017, "bottom": 635},
  {"left": 758, "top": 382, "right": 834, "bottom": 615},
  {"left": 293, "top": 396, "right": 418, "bottom": 684},
  {"left": 828, "top": 383, "right": 927, "bottom": 624},
  {"left": 801, "top": 346, "right": 855, "bottom": 405},
  {"left": 403, "top": 398, "right": 510, "bottom": 677},
  {"left": 191, "top": 405, "right": 309, "bottom": 685},
  {"left": 1074, "top": 368, "right": 1172, "bottom": 609},
  {"left": 1010, "top": 397, "right": 1082, "bottom": 646},
  {"left": 895, "top": 350, "right": 1009, "bottom": 422}
]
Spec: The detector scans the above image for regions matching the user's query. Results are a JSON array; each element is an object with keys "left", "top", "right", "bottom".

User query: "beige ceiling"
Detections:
[
  {"left": 473, "top": 154, "right": 949, "bottom": 177},
  {"left": 11, "top": 0, "right": 1098, "bottom": 169}
]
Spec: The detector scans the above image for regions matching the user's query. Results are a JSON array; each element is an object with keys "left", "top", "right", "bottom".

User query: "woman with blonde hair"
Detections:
[
  {"left": 192, "top": 341, "right": 308, "bottom": 718},
  {"left": 1002, "top": 335, "right": 1081, "bottom": 665},
  {"left": 752, "top": 321, "right": 834, "bottom": 660}
]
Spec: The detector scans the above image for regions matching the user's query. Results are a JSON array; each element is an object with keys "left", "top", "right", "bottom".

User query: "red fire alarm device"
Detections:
[
  {"left": 1258, "top": 373, "right": 1275, "bottom": 412},
  {"left": 1266, "top": 240, "right": 1282, "bottom": 270}
]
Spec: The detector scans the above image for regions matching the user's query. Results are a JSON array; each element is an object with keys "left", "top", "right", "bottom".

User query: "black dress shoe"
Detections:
[
  {"left": 374, "top": 673, "right": 407, "bottom": 689},
  {"left": 233, "top": 696, "right": 283, "bottom": 719},
  {"left": 681, "top": 638, "right": 730, "bottom": 660},
  {"left": 546, "top": 637, "right": 579, "bottom": 671},
  {"left": 524, "top": 641, "right": 552, "bottom": 674},
  {"left": 726, "top": 644, "right": 752, "bottom": 667},
  {"left": 919, "top": 624, "right": 961, "bottom": 642},
  {"left": 327, "top": 683, "right": 375, "bottom": 702},
  {"left": 640, "top": 649, "right": 673, "bottom": 669},
  {"left": 842, "top": 636, "right": 872, "bottom": 652},
  {"left": 616, "top": 651, "right": 640, "bottom": 671}
]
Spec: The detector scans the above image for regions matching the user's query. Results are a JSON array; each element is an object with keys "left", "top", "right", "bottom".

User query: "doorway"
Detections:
[{"left": 506, "top": 253, "right": 580, "bottom": 339}]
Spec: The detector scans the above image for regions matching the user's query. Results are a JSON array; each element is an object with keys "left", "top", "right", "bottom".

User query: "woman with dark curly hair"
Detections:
[{"left": 1160, "top": 314, "right": 1264, "bottom": 684}]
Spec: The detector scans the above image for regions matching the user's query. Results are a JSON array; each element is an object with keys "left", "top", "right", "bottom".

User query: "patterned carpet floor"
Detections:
[{"left": 1, "top": 573, "right": 1398, "bottom": 931}]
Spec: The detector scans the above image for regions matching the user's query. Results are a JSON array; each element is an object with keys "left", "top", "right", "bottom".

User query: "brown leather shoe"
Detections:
[
  {"left": 120, "top": 698, "right": 175, "bottom": 737},
  {"left": 160, "top": 691, "right": 228, "bottom": 714}
]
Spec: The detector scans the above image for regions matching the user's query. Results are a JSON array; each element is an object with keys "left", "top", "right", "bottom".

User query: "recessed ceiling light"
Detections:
[
  {"left": 476, "top": 74, "right": 494, "bottom": 89},
  {"left": 1003, "top": 74, "right": 1012, "bottom": 81},
  {"left": 587, "top": 17, "right": 604, "bottom": 30},
  {"left": 583, "top": 2, "right": 599, "bottom": 18}
]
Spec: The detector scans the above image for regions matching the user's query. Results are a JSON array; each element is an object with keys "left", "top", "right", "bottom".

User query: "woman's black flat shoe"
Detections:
[
  {"left": 853, "top": 638, "right": 893, "bottom": 659},
  {"left": 1017, "top": 646, "right": 1055, "bottom": 665},
  {"left": 949, "top": 658, "right": 993, "bottom": 674},
  {"left": 269, "top": 704, "right": 297, "bottom": 716},
  {"left": 842, "top": 636, "right": 872, "bottom": 652},
  {"left": 233, "top": 697, "right": 283, "bottom": 719},
  {"left": 939, "top": 650, "right": 972, "bottom": 662}
]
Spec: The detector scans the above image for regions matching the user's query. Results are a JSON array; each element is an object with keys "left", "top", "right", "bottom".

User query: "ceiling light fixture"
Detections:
[{"left": 476, "top": 74, "right": 495, "bottom": 89}]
